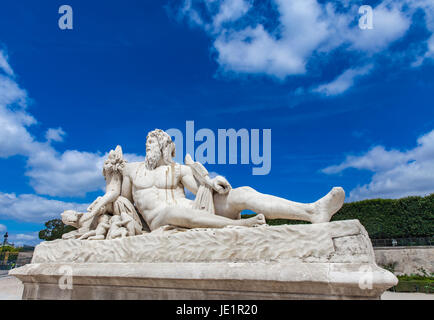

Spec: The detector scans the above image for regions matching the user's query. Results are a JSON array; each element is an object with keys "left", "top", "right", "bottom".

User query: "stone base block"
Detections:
[
  {"left": 11, "top": 262, "right": 396, "bottom": 300},
  {"left": 9, "top": 220, "right": 398, "bottom": 300}
]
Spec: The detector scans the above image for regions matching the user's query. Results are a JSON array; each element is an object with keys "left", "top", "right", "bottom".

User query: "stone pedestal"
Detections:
[{"left": 10, "top": 220, "right": 398, "bottom": 300}]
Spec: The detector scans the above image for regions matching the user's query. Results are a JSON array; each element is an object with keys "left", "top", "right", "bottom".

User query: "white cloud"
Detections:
[
  {"left": 322, "top": 145, "right": 409, "bottom": 174},
  {"left": 45, "top": 127, "right": 65, "bottom": 143},
  {"left": 0, "top": 50, "right": 145, "bottom": 198},
  {"left": 0, "top": 105, "right": 37, "bottom": 158},
  {"left": 0, "top": 192, "right": 89, "bottom": 223},
  {"left": 0, "top": 224, "right": 6, "bottom": 233},
  {"left": 8, "top": 232, "right": 41, "bottom": 247},
  {"left": 323, "top": 129, "right": 434, "bottom": 201},
  {"left": 0, "top": 55, "right": 38, "bottom": 160},
  {"left": 313, "top": 64, "right": 373, "bottom": 96},
  {"left": 409, "top": 0, "right": 434, "bottom": 64},
  {"left": 214, "top": 0, "right": 330, "bottom": 79},
  {"left": 14, "top": 233, "right": 38, "bottom": 241},
  {"left": 123, "top": 153, "right": 146, "bottom": 163},
  {"left": 0, "top": 74, "right": 27, "bottom": 107},
  {"left": 0, "top": 51, "right": 14, "bottom": 77},
  {"left": 25, "top": 149, "right": 106, "bottom": 197},
  {"left": 174, "top": 0, "right": 434, "bottom": 92},
  {"left": 212, "top": 0, "right": 252, "bottom": 30},
  {"left": 347, "top": 4, "right": 411, "bottom": 53},
  {"left": 25, "top": 148, "right": 145, "bottom": 197}
]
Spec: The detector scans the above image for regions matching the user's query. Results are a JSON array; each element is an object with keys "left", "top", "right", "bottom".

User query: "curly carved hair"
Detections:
[
  {"left": 102, "top": 145, "right": 127, "bottom": 178},
  {"left": 146, "top": 129, "right": 175, "bottom": 165}
]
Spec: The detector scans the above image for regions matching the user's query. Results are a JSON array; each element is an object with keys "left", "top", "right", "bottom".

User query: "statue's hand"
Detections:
[{"left": 212, "top": 176, "right": 231, "bottom": 194}]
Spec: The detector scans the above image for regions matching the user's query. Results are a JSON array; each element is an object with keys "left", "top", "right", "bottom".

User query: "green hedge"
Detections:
[
  {"left": 243, "top": 193, "right": 434, "bottom": 239},
  {"left": 331, "top": 194, "right": 434, "bottom": 239},
  {"left": 390, "top": 276, "right": 434, "bottom": 293}
]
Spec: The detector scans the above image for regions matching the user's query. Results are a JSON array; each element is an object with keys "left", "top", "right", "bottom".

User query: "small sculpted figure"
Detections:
[
  {"left": 78, "top": 214, "right": 111, "bottom": 240},
  {"left": 106, "top": 215, "right": 129, "bottom": 240},
  {"left": 117, "top": 212, "right": 143, "bottom": 237}
]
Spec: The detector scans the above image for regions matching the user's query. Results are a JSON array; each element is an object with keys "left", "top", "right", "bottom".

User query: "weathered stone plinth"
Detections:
[{"left": 10, "top": 220, "right": 398, "bottom": 300}]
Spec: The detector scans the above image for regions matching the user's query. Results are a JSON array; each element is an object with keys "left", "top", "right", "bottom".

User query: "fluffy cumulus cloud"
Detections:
[
  {"left": 212, "top": 0, "right": 252, "bottom": 30},
  {"left": 0, "top": 50, "right": 145, "bottom": 198},
  {"left": 45, "top": 127, "right": 65, "bottom": 143},
  {"left": 0, "top": 51, "right": 14, "bottom": 77},
  {"left": 171, "top": 0, "right": 434, "bottom": 94},
  {"left": 25, "top": 149, "right": 106, "bottom": 197},
  {"left": 0, "top": 193, "right": 89, "bottom": 223},
  {"left": 0, "top": 50, "right": 146, "bottom": 222},
  {"left": 26, "top": 148, "right": 144, "bottom": 197},
  {"left": 214, "top": 0, "right": 330, "bottom": 77},
  {"left": 322, "top": 130, "right": 434, "bottom": 201}
]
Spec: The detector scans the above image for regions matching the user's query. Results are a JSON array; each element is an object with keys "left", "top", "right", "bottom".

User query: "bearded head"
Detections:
[{"left": 145, "top": 129, "right": 175, "bottom": 170}]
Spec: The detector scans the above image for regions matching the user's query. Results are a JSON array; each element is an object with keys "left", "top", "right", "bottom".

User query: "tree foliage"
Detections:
[
  {"left": 39, "top": 219, "right": 76, "bottom": 241},
  {"left": 0, "top": 245, "right": 20, "bottom": 252}
]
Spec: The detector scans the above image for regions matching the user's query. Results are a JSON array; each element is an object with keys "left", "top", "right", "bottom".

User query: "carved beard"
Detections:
[{"left": 145, "top": 147, "right": 162, "bottom": 170}]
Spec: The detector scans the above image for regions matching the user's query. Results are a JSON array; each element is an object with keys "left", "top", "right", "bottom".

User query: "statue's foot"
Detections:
[
  {"left": 311, "top": 187, "right": 345, "bottom": 224},
  {"left": 242, "top": 213, "right": 266, "bottom": 227}
]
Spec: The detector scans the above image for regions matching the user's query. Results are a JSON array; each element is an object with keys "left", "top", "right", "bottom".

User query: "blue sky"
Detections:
[{"left": 0, "top": 0, "right": 433, "bottom": 246}]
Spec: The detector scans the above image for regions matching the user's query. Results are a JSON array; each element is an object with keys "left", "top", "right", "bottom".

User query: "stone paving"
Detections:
[{"left": 0, "top": 275, "right": 23, "bottom": 300}]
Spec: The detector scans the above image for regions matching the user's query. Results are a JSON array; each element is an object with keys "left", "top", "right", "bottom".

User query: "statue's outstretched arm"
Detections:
[
  {"left": 84, "top": 173, "right": 121, "bottom": 220},
  {"left": 82, "top": 146, "right": 125, "bottom": 223}
]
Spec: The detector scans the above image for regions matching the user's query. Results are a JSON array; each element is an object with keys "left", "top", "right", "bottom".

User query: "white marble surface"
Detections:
[{"left": 30, "top": 220, "right": 373, "bottom": 264}]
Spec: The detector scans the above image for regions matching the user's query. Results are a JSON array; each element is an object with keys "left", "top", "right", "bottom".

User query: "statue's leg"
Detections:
[
  {"left": 120, "top": 212, "right": 135, "bottom": 236},
  {"left": 78, "top": 230, "right": 96, "bottom": 240},
  {"left": 120, "top": 228, "right": 128, "bottom": 238},
  {"left": 110, "top": 230, "right": 121, "bottom": 239},
  {"left": 88, "top": 234, "right": 106, "bottom": 240},
  {"left": 149, "top": 206, "right": 266, "bottom": 231},
  {"left": 62, "top": 230, "right": 80, "bottom": 240},
  {"left": 214, "top": 186, "right": 345, "bottom": 223}
]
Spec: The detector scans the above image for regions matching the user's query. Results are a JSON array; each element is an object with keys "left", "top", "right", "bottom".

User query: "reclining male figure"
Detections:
[{"left": 114, "top": 129, "right": 345, "bottom": 232}]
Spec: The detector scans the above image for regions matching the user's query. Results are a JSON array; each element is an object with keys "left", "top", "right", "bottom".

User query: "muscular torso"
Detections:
[{"left": 124, "top": 162, "right": 192, "bottom": 225}]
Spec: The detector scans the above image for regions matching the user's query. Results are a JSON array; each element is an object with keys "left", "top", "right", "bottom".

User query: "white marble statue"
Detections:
[
  {"left": 14, "top": 130, "right": 399, "bottom": 301},
  {"left": 62, "top": 129, "right": 345, "bottom": 239}
]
